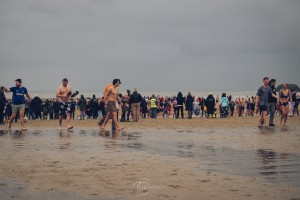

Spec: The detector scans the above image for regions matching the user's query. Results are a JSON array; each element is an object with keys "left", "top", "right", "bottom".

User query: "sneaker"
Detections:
[{"left": 269, "top": 124, "right": 275, "bottom": 127}]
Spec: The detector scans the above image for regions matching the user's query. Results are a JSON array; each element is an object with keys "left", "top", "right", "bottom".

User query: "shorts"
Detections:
[
  {"left": 259, "top": 105, "right": 267, "bottom": 112},
  {"left": 12, "top": 104, "right": 25, "bottom": 113},
  {"left": 107, "top": 101, "right": 116, "bottom": 113},
  {"left": 59, "top": 102, "right": 71, "bottom": 115}
]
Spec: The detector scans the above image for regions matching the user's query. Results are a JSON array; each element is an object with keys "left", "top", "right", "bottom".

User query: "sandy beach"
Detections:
[{"left": 1, "top": 116, "right": 300, "bottom": 200}]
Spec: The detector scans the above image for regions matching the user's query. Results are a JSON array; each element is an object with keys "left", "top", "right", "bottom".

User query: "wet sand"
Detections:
[{"left": 0, "top": 116, "right": 300, "bottom": 200}]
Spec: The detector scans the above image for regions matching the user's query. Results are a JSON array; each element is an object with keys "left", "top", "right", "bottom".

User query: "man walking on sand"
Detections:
[
  {"left": 4, "top": 79, "right": 31, "bottom": 131},
  {"left": 256, "top": 77, "right": 278, "bottom": 129},
  {"left": 56, "top": 78, "right": 73, "bottom": 130},
  {"left": 101, "top": 79, "right": 123, "bottom": 131},
  {"left": 130, "top": 88, "right": 142, "bottom": 122}
]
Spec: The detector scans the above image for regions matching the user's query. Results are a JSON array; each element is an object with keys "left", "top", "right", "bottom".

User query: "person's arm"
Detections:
[
  {"left": 289, "top": 90, "right": 293, "bottom": 102},
  {"left": 26, "top": 93, "right": 31, "bottom": 102},
  {"left": 255, "top": 96, "right": 260, "bottom": 106},
  {"left": 4, "top": 87, "right": 11, "bottom": 93},
  {"left": 270, "top": 87, "right": 277, "bottom": 99},
  {"left": 103, "top": 86, "right": 112, "bottom": 102},
  {"left": 68, "top": 86, "right": 73, "bottom": 97},
  {"left": 117, "top": 95, "right": 122, "bottom": 105},
  {"left": 278, "top": 89, "right": 283, "bottom": 104}
]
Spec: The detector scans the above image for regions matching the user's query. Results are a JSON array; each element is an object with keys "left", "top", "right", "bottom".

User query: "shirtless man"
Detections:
[
  {"left": 56, "top": 78, "right": 73, "bottom": 130},
  {"left": 101, "top": 79, "right": 123, "bottom": 131}
]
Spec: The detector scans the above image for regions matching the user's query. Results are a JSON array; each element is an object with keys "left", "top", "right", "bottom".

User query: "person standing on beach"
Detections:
[
  {"left": 56, "top": 78, "right": 73, "bottom": 130},
  {"left": 256, "top": 77, "right": 278, "bottom": 128},
  {"left": 185, "top": 92, "right": 194, "bottom": 119},
  {"left": 101, "top": 79, "right": 123, "bottom": 131},
  {"left": 268, "top": 79, "right": 277, "bottom": 126},
  {"left": 279, "top": 83, "right": 292, "bottom": 126},
  {"left": 205, "top": 93, "right": 215, "bottom": 118},
  {"left": 176, "top": 92, "right": 185, "bottom": 119},
  {"left": 78, "top": 95, "right": 87, "bottom": 120},
  {"left": 3, "top": 79, "right": 31, "bottom": 131},
  {"left": 130, "top": 88, "right": 143, "bottom": 122},
  {"left": 0, "top": 86, "right": 7, "bottom": 125},
  {"left": 220, "top": 93, "right": 229, "bottom": 118},
  {"left": 149, "top": 95, "right": 157, "bottom": 119}
]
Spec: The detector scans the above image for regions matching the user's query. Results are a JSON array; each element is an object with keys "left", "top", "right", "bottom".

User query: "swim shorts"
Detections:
[
  {"left": 259, "top": 105, "right": 267, "bottom": 112},
  {"left": 12, "top": 104, "right": 25, "bottom": 114},
  {"left": 59, "top": 102, "right": 71, "bottom": 115},
  {"left": 107, "top": 101, "right": 117, "bottom": 113}
]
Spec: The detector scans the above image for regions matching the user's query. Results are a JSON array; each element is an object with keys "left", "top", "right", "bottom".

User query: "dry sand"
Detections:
[{"left": 0, "top": 116, "right": 300, "bottom": 200}]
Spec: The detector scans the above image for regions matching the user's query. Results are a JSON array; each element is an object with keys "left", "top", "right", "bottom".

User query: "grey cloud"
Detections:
[{"left": 0, "top": 0, "right": 299, "bottom": 92}]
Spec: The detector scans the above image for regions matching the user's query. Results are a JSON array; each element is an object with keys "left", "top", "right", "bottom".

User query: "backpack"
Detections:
[{"left": 103, "top": 84, "right": 113, "bottom": 95}]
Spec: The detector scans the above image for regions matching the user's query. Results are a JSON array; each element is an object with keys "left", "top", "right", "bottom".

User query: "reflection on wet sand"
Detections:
[{"left": 1, "top": 126, "right": 300, "bottom": 199}]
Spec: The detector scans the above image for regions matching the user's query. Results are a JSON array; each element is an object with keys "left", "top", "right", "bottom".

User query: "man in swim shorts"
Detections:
[
  {"left": 56, "top": 78, "right": 73, "bottom": 130},
  {"left": 101, "top": 79, "right": 123, "bottom": 131}
]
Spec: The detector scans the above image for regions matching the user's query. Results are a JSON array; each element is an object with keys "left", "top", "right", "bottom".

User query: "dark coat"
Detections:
[
  {"left": 78, "top": 98, "right": 87, "bottom": 111},
  {"left": 176, "top": 96, "right": 185, "bottom": 106},
  {"left": 32, "top": 97, "right": 43, "bottom": 112},
  {"left": 205, "top": 95, "right": 215, "bottom": 114},
  {"left": 130, "top": 92, "right": 142, "bottom": 104},
  {"left": 141, "top": 98, "right": 148, "bottom": 113},
  {"left": 185, "top": 95, "right": 194, "bottom": 111},
  {"left": 0, "top": 91, "right": 7, "bottom": 109}
]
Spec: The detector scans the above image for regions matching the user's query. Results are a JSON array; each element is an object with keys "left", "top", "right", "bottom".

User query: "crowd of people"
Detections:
[{"left": 0, "top": 78, "right": 299, "bottom": 130}]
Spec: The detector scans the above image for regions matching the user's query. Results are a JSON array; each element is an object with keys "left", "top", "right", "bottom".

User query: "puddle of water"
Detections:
[{"left": 0, "top": 127, "right": 300, "bottom": 188}]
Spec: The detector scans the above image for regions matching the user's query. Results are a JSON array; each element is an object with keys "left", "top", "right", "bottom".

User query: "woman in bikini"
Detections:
[{"left": 279, "top": 83, "right": 293, "bottom": 126}]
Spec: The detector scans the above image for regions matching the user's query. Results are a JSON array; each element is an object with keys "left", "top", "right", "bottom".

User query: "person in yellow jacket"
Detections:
[{"left": 150, "top": 95, "right": 157, "bottom": 119}]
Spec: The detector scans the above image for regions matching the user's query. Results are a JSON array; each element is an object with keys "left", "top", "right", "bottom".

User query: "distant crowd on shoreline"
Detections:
[
  {"left": 1, "top": 77, "right": 299, "bottom": 131},
  {"left": 1, "top": 89, "right": 299, "bottom": 123}
]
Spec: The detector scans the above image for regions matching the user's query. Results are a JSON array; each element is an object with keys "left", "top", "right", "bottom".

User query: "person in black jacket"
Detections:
[
  {"left": 91, "top": 95, "right": 99, "bottom": 119},
  {"left": 53, "top": 99, "right": 60, "bottom": 119},
  {"left": 126, "top": 90, "right": 131, "bottom": 121},
  {"left": 0, "top": 86, "right": 7, "bottom": 125},
  {"left": 99, "top": 97, "right": 106, "bottom": 118},
  {"left": 185, "top": 92, "right": 194, "bottom": 119},
  {"left": 205, "top": 93, "right": 215, "bottom": 118},
  {"left": 176, "top": 92, "right": 185, "bottom": 119},
  {"left": 32, "top": 95, "right": 42, "bottom": 120},
  {"left": 267, "top": 79, "right": 277, "bottom": 126},
  {"left": 141, "top": 97, "right": 148, "bottom": 118},
  {"left": 130, "top": 88, "right": 143, "bottom": 122}
]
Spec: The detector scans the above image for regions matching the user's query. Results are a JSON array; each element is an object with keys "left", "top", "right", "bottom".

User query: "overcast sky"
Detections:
[{"left": 0, "top": 0, "right": 299, "bottom": 92}]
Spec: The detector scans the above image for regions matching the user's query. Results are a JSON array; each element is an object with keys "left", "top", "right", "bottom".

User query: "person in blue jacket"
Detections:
[
  {"left": 220, "top": 93, "right": 229, "bottom": 118},
  {"left": 4, "top": 79, "right": 31, "bottom": 131}
]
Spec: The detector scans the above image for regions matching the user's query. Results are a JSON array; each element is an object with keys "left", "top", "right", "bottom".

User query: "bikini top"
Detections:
[{"left": 280, "top": 90, "right": 289, "bottom": 99}]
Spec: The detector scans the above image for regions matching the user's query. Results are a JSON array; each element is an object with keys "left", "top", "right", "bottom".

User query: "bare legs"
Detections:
[
  {"left": 259, "top": 111, "right": 267, "bottom": 127},
  {"left": 59, "top": 113, "right": 72, "bottom": 130},
  {"left": 280, "top": 105, "right": 289, "bottom": 126},
  {"left": 8, "top": 110, "right": 26, "bottom": 130},
  {"left": 101, "top": 111, "right": 122, "bottom": 131}
]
